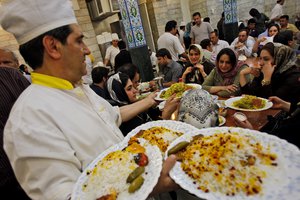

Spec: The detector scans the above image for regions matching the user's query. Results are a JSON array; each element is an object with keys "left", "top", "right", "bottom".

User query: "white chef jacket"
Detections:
[
  {"left": 4, "top": 72, "right": 124, "bottom": 200},
  {"left": 105, "top": 45, "right": 120, "bottom": 67}
]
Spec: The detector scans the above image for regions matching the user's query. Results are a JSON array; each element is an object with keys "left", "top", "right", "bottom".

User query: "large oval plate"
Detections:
[
  {"left": 154, "top": 83, "right": 202, "bottom": 101},
  {"left": 71, "top": 139, "right": 162, "bottom": 200},
  {"left": 225, "top": 96, "right": 273, "bottom": 111},
  {"left": 166, "top": 127, "right": 300, "bottom": 200},
  {"left": 124, "top": 120, "right": 200, "bottom": 154}
]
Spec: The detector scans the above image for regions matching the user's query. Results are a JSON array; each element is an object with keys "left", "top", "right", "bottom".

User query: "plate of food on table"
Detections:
[
  {"left": 71, "top": 138, "right": 162, "bottom": 200},
  {"left": 225, "top": 95, "right": 273, "bottom": 111},
  {"left": 155, "top": 82, "right": 201, "bottom": 101},
  {"left": 166, "top": 127, "right": 300, "bottom": 200}
]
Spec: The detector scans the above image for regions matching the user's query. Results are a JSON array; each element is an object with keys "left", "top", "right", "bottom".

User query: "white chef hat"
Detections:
[
  {"left": 0, "top": 0, "right": 78, "bottom": 45},
  {"left": 111, "top": 33, "right": 120, "bottom": 41}
]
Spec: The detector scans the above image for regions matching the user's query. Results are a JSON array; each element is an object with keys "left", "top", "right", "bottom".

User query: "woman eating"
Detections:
[{"left": 202, "top": 48, "right": 250, "bottom": 97}]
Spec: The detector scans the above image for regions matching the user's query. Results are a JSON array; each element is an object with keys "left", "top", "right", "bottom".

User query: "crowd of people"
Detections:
[{"left": 0, "top": 0, "right": 299, "bottom": 199}]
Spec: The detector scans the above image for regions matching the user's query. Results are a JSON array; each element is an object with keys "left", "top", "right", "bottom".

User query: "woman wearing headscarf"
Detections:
[
  {"left": 106, "top": 72, "right": 152, "bottom": 135},
  {"left": 252, "top": 23, "right": 280, "bottom": 54},
  {"left": 107, "top": 72, "right": 179, "bottom": 136},
  {"left": 202, "top": 48, "right": 250, "bottom": 97},
  {"left": 240, "top": 42, "right": 300, "bottom": 105},
  {"left": 181, "top": 44, "right": 215, "bottom": 85}
]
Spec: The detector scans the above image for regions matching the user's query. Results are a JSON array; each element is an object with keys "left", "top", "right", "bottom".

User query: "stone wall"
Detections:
[
  {"left": 72, "top": 0, "right": 102, "bottom": 63},
  {"left": 148, "top": 0, "right": 300, "bottom": 40},
  {"left": 148, "top": 0, "right": 183, "bottom": 50},
  {"left": 0, "top": 0, "right": 101, "bottom": 67}
]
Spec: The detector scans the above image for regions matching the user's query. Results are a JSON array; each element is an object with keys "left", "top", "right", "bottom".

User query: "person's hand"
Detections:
[
  {"left": 234, "top": 118, "right": 254, "bottom": 129},
  {"left": 258, "top": 37, "right": 267, "bottom": 44},
  {"left": 235, "top": 42, "right": 244, "bottom": 49},
  {"left": 182, "top": 67, "right": 193, "bottom": 77},
  {"left": 195, "top": 63, "right": 204, "bottom": 72},
  {"left": 261, "top": 60, "right": 275, "bottom": 80},
  {"left": 144, "top": 92, "right": 158, "bottom": 107},
  {"left": 149, "top": 80, "right": 156, "bottom": 87},
  {"left": 161, "top": 94, "right": 180, "bottom": 119},
  {"left": 268, "top": 96, "right": 291, "bottom": 112},
  {"left": 150, "top": 155, "right": 180, "bottom": 196},
  {"left": 225, "top": 84, "right": 238, "bottom": 93}
]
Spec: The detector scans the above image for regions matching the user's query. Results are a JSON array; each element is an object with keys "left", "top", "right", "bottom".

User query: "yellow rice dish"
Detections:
[
  {"left": 233, "top": 95, "right": 266, "bottom": 110},
  {"left": 160, "top": 82, "right": 194, "bottom": 99},
  {"left": 178, "top": 132, "right": 278, "bottom": 196}
]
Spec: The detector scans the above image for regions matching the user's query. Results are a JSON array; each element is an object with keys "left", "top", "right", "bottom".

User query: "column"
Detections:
[
  {"left": 180, "top": 0, "right": 191, "bottom": 24},
  {"left": 118, "top": 0, "right": 154, "bottom": 81},
  {"left": 223, "top": 0, "right": 238, "bottom": 44}
]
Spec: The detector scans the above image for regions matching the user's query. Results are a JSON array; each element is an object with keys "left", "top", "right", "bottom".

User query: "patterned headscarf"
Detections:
[
  {"left": 216, "top": 48, "right": 246, "bottom": 85},
  {"left": 273, "top": 44, "right": 299, "bottom": 74}
]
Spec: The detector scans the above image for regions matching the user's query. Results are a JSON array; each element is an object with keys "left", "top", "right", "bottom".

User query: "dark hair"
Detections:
[
  {"left": 165, "top": 20, "right": 177, "bottom": 32},
  {"left": 261, "top": 42, "right": 275, "bottom": 57},
  {"left": 19, "top": 25, "right": 72, "bottom": 70},
  {"left": 249, "top": 8, "right": 260, "bottom": 17},
  {"left": 189, "top": 45, "right": 201, "bottom": 54},
  {"left": 118, "top": 40, "right": 126, "bottom": 49},
  {"left": 210, "top": 30, "right": 219, "bottom": 37},
  {"left": 248, "top": 18, "right": 256, "bottom": 25},
  {"left": 111, "top": 72, "right": 130, "bottom": 104},
  {"left": 273, "top": 30, "right": 293, "bottom": 45},
  {"left": 216, "top": 48, "right": 237, "bottom": 68},
  {"left": 267, "top": 23, "right": 280, "bottom": 32},
  {"left": 239, "top": 28, "right": 249, "bottom": 35},
  {"left": 280, "top": 15, "right": 289, "bottom": 21},
  {"left": 192, "top": 12, "right": 201, "bottom": 18},
  {"left": 119, "top": 72, "right": 130, "bottom": 88},
  {"left": 200, "top": 39, "right": 211, "bottom": 50},
  {"left": 203, "top": 17, "right": 210, "bottom": 23},
  {"left": 156, "top": 48, "right": 172, "bottom": 59},
  {"left": 91, "top": 67, "right": 109, "bottom": 83},
  {"left": 116, "top": 63, "right": 140, "bottom": 81}
]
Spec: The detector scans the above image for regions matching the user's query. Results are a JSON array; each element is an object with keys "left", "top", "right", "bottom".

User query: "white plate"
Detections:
[
  {"left": 123, "top": 120, "right": 200, "bottom": 154},
  {"left": 71, "top": 139, "right": 162, "bottom": 200},
  {"left": 157, "top": 101, "right": 166, "bottom": 110},
  {"left": 218, "top": 115, "right": 226, "bottom": 126},
  {"left": 167, "top": 127, "right": 300, "bottom": 200},
  {"left": 154, "top": 83, "right": 202, "bottom": 101},
  {"left": 225, "top": 96, "right": 273, "bottom": 111},
  {"left": 238, "top": 55, "right": 247, "bottom": 61}
]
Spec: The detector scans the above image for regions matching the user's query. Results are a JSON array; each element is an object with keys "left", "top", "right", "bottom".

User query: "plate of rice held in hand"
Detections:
[
  {"left": 71, "top": 138, "right": 162, "bottom": 200},
  {"left": 225, "top": 95, "right": 273, "bottom": 111},
  {"left": 166, "top": 127, "right": 300, "bottom": 200},
  {"left": 124, "top": 120, "right": 200, "bottom": 155},
  {"left": 155, "top": 82, "right": 201, "bottom": 101}
]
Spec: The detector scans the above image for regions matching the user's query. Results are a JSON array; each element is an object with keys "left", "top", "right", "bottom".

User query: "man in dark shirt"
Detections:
[
  {"left": 90, "top": 66, "right": 110, "bottom": 99},
  {"left": 155, "top": 48, "right": 183, "bottom": 88},
  {"left": 0, "top": 66, "right": 31, "bottom": 199},
  {"left": 114, "top": 40, "right": 132, "bottom": 71}
]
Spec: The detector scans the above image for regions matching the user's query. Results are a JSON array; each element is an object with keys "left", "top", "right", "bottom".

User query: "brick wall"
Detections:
[
  {"left": 76, "top": 0, "right": 102, "bottom": 63},
  {"left": 0, "top": 0, "right": 101, "bottom": 67},
  {"left": 147, "top": 0, "right": 300, "bottom": 40}
]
